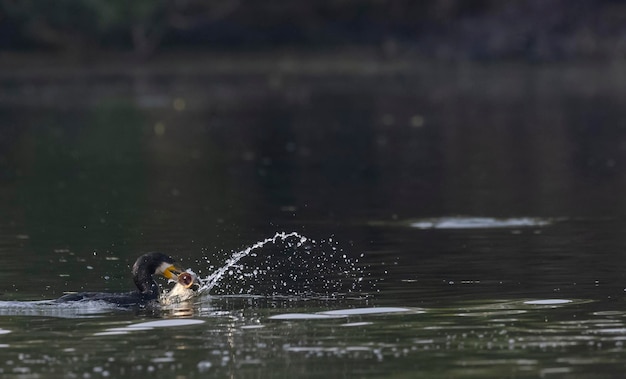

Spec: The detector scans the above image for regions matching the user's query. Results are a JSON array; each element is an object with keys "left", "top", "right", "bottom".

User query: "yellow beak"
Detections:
[{"left": 162, "top": 265, "right": 181, "bottom": 280}]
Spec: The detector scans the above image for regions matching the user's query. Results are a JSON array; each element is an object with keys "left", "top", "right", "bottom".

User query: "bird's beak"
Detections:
[{"left": 162, "top": 265, "right": 182, "bottom": 280}]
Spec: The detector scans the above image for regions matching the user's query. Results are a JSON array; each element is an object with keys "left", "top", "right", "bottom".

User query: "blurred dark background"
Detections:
[{"left": 2, "top": 0, "right": 626, "bottom": 61}]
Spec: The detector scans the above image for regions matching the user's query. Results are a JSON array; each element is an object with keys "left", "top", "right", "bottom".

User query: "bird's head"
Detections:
[{"left": 133, "top": 252, "right": 182, "bottom": 282}]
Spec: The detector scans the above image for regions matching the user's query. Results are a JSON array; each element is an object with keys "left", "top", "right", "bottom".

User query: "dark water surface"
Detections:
[{"left": 2, "top": 60, "right": 626, "bottom": 377}]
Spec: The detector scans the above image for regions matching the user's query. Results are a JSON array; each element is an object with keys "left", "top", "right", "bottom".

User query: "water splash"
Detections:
[
  {"left": 198, "top": 232, "right": 365, "bottom": 297},
  {"left": 199, "top": 232, "right": 306, "bottom": 293}
]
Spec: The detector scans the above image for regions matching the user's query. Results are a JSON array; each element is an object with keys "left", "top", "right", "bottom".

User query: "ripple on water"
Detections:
[
  {"left": 585, "top": 328, "right": 626, "bottom": 335},
  {"left": 455, "top": 359, "right": 539, "bottom": 367},
  {"left": 129, "top": 319, "right": 205, "bottom": 328},
  {"left": 269, "top": 313, "right": 346, "bottom": 320},
  {"left": 0, "top": 300, "right": 120, "bottom": 318},
  {"left": 282, "top": 345, "right": 381, "bottom": 360},
  {"left": 456, "top": 310, "right": 528, "bottom": 317},
  {"left": 269, "top": 307, "right": 418, "bottom": 320},
  {"left": 408, "top": 216, "right": 554, "bottom": 229},
  {"left": 523, "top": 299, "right": 573, "bottom": 305},
  {"left": 591, "top": 310, "right": 626, "bottom": 317},
  {"left": 94, "top": 319, "right": 205, "bottom": 336},
  {"left": 320, "top": 307, "right": 414, "bottom": 316},
  {"left": 455, "top": 298, "right": 586, "bottom": 316},
  {"left": 341, "top": 322, "right": 373, "bottom": 327}
]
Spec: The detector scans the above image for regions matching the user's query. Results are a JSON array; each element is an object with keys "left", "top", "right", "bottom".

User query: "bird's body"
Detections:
[
  {"left": 56, "top": 252, "right": 180, "bottom": 306},
  {"left": 56, "top": 290, "right": 159, "bottom": 306}
]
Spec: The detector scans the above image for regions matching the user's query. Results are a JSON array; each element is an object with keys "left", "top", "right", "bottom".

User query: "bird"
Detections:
[{"left": 56, "top": 252, "right": 181, "bottom": 306}]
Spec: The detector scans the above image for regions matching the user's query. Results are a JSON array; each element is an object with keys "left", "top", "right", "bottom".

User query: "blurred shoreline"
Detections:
[
  {"left": 2, "top": 47, "right": 626, "bottom": 75},
  {"left": 1, "top": 49, "right": 626, "bottom": 110}
]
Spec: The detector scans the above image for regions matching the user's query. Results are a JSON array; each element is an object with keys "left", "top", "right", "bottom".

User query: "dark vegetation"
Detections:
[{"left": 1, "top": 0, "right": 626, "bottom": 61}]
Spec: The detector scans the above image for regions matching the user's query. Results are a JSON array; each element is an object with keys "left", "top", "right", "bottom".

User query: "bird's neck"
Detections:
[{"left": 134, "top": 277, "right": 159, "bottom": 295}]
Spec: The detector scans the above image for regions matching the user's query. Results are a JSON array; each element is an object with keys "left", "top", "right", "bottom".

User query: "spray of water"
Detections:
[
  {"left": 197, "top": 232, "right": 366, "bottom": 297},
  {"left": 200, "top": 232, "right": 306, "bottom": 293}
]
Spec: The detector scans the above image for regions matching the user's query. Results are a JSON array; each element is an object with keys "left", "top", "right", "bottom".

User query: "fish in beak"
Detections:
[
  {"left": 177, "top": 271, "right": 202, "bottom": 291},
  {"left": 161, "top": 269, "right": 203, "bottom": 305}
]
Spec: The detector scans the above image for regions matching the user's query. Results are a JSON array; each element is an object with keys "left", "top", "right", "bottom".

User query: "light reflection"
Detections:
[
  {"left": 94, "top": 319, "right": 204, "bottom": 336},
  {"left": 408, "top": 217, "right": 555, "bottom": 229}
]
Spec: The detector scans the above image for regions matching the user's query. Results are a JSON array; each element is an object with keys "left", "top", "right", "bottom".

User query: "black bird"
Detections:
[{"left": 56, "top": 252, "right": 181, "bottom": 306}]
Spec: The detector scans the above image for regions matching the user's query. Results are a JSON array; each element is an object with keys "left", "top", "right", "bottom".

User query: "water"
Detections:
[{"left": 2, "top": 60, "right": 626, "bottom": 377}]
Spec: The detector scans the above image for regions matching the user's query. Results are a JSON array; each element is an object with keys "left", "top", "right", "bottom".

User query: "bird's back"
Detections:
[{"left": 56, "top": 291, "right": 157, "bottom": 306}]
